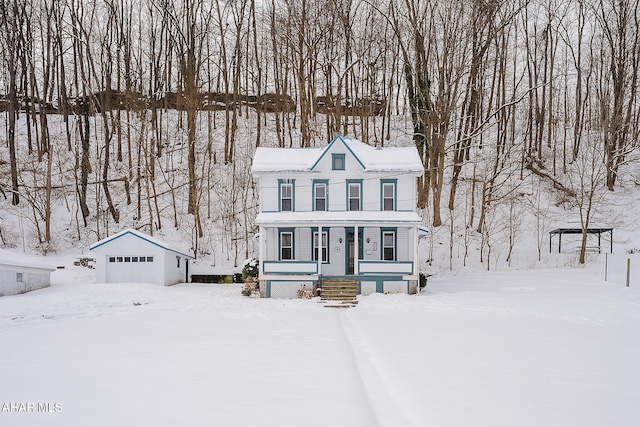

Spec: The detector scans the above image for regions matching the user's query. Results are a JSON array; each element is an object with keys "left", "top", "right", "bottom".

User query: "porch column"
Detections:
[
  {"left": 317, "top": 226, "right": 322, "bottom": 277},
  {"left": 354, "top": 225, "right": 359, "bottom": 275},
  {"left": 413, "top": 225, "right": 419, "bottom": 277},
  {"left": 259, "top": 226, "right": 265, "bottom": 274}
]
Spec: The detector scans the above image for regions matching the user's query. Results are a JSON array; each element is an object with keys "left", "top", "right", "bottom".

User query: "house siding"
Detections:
[
  {"left": 0, "top": 265, "right": 53, "bottom": 297},
  {"left": 253, "top": 136, "right": 425, "bottom": 299}
]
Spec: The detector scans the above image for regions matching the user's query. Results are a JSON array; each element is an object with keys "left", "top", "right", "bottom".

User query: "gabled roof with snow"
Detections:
[
  {"left": 0, "top": 249, "right": 57, "bottom": 271},
  {"left": 251, "top": 135, "right": 424, "bottom": 174},
  {"left": 89, "top": 229, "right": 194, "bottom": 259}
]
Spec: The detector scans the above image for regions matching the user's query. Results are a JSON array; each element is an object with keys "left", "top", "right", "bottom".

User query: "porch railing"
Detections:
[
  {"left": 262, "top": 261, "right": 318, "bottom": 275},
  {"left": 358, "top": 260, "right": 413, "bottom": 275}
]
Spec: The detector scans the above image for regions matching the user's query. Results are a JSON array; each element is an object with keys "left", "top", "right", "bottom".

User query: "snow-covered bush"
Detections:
[{"left": 241, "top": 257, "right": 259, "bottom": 281}]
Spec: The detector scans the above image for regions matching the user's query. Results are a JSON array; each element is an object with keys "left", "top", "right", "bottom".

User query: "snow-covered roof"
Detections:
[
  {"left": 0, "top": 249, "right": 57, "bottom": 271},
  {"left": 252, "top": 135, "right": 424, "bottom": 174},
  {"left": 89, "top": 228, "right": 194, "bottom": 259},
  {"left": 255, "top": 211, "right": 423, "bottom": 227}
]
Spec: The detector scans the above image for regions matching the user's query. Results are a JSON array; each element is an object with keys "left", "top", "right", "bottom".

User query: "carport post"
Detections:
[
  {"left": 559, "top": 233, "right": 562, "bottom": 253},
  {"left": 627, "top": 258, "right": 631, "bottom": 288}
]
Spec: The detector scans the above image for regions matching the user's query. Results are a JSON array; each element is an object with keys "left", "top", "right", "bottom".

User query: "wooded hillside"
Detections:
[{"left": 0, "top": 0, "right": 638, "bottom": 267}]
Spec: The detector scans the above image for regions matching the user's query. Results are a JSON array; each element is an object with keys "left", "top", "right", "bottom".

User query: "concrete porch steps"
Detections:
[{"left": 320, "top": 279, "right": 358, "bottom": 307}]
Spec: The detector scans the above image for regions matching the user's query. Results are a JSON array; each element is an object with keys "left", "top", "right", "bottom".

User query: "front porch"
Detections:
[{"left": 256, "top": 221, "right": 425, "bottom": 298}]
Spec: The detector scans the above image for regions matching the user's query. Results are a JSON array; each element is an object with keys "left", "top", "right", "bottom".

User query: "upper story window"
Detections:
[
  {"left": 332, "top": 154, "right": 345, "bottom": 170},
  {"left": 279, "top": 179, "right": 294, "bottom": 212},
  {"left": 381, "top": 180, "right": 396, "bottom": 211},
  {"left": 347, "top": 181, "right": 361, "bottom": 211},
  {"left": 314, "top": 181, "right": 328, "bottom": 211},
  {"left": 280, "top": 230, "right": 294, "bottom": 260},
  {"left": 382, "top": 230, "right": 395, "bottom": 261}
]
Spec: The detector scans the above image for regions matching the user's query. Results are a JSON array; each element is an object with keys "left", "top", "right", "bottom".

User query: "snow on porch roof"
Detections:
[
  {"left": 251, "top": 135, "right": 424, "bottom": 174},
  {"left": 254, "top": 211, "right": 424, "bottom": 226},
  {"left": 89, "top": 228, "right": 194, "bottom": 259}
]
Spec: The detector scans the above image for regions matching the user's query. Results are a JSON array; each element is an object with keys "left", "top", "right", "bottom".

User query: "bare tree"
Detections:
[
  {"left": 0, "top": 0, "right": 22, "bottom": 206},
  {"left": 567, "top": 133, "right": 607, "bottom": 264}
]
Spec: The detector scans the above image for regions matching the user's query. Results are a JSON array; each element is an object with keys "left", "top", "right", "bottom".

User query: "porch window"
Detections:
[
  {"left": 313, "top": 230, "right": 329, "bottom": 262},
  {"left": 314, "top": 182, "right": 327, "bottom": 211},
  {"left": 382, "top": 231, "right": 395, "bottom": 261},
  {"left": 280, "top": 231, "right": 294, "bottom": 260},
  {"left": 381, "top": 180, "right": 396, "bottom": 211},
  {"left": 347, "top": 181, "right": 361, "bottom": 211},
  {"left": 279, "top": 179, "right": 294, "bottom": 212}
]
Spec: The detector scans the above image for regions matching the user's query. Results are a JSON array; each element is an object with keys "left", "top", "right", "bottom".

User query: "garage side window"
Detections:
[
  {"left": 16, "top": 272, "right": 23, "bottom": 282},
  {"left": 177, "top": 256, "right": 181, "bottom": 268}
]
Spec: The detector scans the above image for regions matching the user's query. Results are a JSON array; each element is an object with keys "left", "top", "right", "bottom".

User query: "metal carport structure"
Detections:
[{"left": 549, "top": 227, "right": 613, "bottom": 253}]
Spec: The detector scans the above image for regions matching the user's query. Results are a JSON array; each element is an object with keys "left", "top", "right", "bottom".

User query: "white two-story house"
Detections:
[{"left": 251, "top": 135, "right": 426, "bottom": 298}]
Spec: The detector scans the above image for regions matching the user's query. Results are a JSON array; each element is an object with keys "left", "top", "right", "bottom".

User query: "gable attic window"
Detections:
[
  {"left": 332, "top": 154, "right": 345, "bottom": 170},
  {"left": 279, "top": 179, "right": 295, "bottom": 212}
]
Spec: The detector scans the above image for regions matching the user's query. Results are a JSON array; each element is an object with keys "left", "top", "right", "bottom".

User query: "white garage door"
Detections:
[{"left": 106, "top": 256, "right": 157, "bottom": 284}]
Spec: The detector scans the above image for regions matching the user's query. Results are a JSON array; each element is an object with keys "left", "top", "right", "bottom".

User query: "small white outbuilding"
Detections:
[
  {"left": 0, "top": 249, "right": 56, "bottom": 297},
  {"left": 90, "top": 229, "right": 194, "bottom": 286}
]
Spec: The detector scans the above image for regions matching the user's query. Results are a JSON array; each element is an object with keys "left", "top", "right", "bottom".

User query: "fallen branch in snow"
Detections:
[{"left": 525, "top": 159, "right": 576, "bottom": 199}]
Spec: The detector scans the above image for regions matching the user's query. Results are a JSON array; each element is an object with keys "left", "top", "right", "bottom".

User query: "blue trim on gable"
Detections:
[
  {"left": 310, "top": 135, "right": 366, "bottom": 171},
  {"left": 89, "top": 230, "right": 194, "bottom": 259}
]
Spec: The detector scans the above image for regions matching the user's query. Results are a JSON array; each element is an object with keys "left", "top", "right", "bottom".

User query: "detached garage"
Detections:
[{"left": 90, "top": 229, "right": 194, "bottom": 286}]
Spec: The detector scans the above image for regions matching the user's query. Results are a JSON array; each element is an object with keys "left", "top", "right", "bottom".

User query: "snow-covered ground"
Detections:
[{"left": 1, "top": 256, "right": 638, "bottom": 427}]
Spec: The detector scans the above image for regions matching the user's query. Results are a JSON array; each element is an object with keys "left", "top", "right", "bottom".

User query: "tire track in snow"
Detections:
[
  {"left": 330, "top": 309, "right": 381, "bottom": 427},
  {"left": 582, "top": 291, "right": 640, "bottom": 308},
  {"left": 338, "top": 310, "right": 418, "bottom": 427}
]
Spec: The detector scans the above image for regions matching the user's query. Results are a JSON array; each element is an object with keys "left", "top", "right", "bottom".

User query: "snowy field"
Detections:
[{"left": 1, "top": 259, "right": 639, "bottom": 427}]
